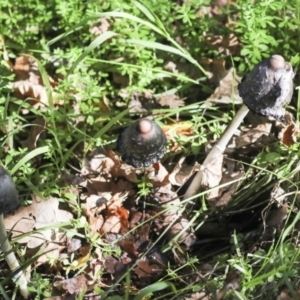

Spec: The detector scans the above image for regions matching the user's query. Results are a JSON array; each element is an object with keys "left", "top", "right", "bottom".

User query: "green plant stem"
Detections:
[
  {"left": 0, "top": 214, "right": 29, "bottom": 299},
  {"left": 184, "top": 104, "right": 249, "bottom": 199}
]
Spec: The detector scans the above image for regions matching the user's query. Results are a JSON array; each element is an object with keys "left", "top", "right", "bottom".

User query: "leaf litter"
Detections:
[{"left": 2, "top": 32, "right": 300, "bottom": 300}]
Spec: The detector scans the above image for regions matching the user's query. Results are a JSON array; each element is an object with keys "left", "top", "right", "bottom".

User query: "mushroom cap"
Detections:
[
  {"left": 116, "top": 119, "right": 167, "bottom": 168},
  {"left": 0, "top": 167, "right": 20, "bottom": 214},
  {"left": 238, "top": 55, "right": 294, "bottom": 121}
]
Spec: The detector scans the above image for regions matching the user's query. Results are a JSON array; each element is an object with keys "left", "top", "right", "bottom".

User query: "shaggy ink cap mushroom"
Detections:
[
  {"left": 238, "top": 54, "right": 294, "bottom": 121},
  {"left": 116, "top": 119, "right": 167, "bottom": 168},
  {"left": 0, "top": 167, "right": 20, "bottom": 214}
]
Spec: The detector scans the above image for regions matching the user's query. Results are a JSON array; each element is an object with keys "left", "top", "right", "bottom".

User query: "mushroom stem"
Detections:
[
  {"left": 0, "top": 214, "right": 29, "bottom": 299},
  {"left": 184, "top": 104, "right": 249, "bottom": 199}
]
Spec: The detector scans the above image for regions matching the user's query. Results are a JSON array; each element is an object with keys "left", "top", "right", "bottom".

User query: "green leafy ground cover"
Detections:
[{"left": 1, "top": 0, "right": 300, "bottom": 299}]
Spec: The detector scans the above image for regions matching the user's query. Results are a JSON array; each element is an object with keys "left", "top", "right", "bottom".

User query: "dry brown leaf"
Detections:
[
  {"left": 155, "top": 186, "right": 197, "bottom": 248},
  {"left": 204, "top": 67, "right": 242, "bottom": 107},
  {"left": 209, "top": 159, "right": 244, "bottom": 206},
  {"left": 168, "top": 156, "right": 200, "bottom": 186},
  {"left": 4, "top": 196, "right": 73, "bottom": 264},
  {"left": 147, "top": 162, "right": 170, "bottom": 188},
  {"left": 167, "top": 217, "right": 197, "bottom": 248},
  {"left": 279, "top": 289, "right": 300, "bottom": 300},
  {"left": 217, "top": 270, "right": 240, "bottom": 299},
  {"left": 13, "top": 56, "right": 39, "bottom": 82},
  {"left": 201, "top": 57, "right": 229, "bottom": 83},
  {"left": 20, "top": 116, "right": 46, "bottom": 152},
  {"left": 200, "top": 155, "right": 223, "bottom": 200},
  {"left": 204, "top": 33, "right": 240, "bottom": 55},
  {"left": 53, "top": 274, "right": 88, "bottom": 295},
  {"left": 156, "top": 94, "right": 185, "bottom": 109},
  {"left": 101, "top": 206, "right": 129, "bottom": 234},
  {"left": 81, "top": 151, "right": 115, "bottom": 176},
  {"left": 234, "top": 123, "right": 273, "bottom": 149},
  {"left": 185, "top": 292, "right": 213, "bottom": 300},
  {"left": 281, "top": 122, "right": 299, "bottom": 147},
  {"left": 266, "top": 204, "right": 288, "bottom": 228},
  {"left": 134, "top": 261, "right": 163, "bottom": 281},
  {"left": 10, "top": 55, "right": 58, "bottom": 112},
  {"left": 5, "top": 196, "right": 73, "bottom": 247},
  {"left": 65, "top": 245, "right": 91, "bottom": 271},
  {"left": 90, "top": 18, "right": 110, "bottom": 35},
  {"left": 13, "top": 81, "right": 48, "bottom": 107}
]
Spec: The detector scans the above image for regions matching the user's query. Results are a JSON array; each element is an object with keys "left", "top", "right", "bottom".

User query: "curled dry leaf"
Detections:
[
  {"left": 100, "top": 206, "right": 129, "bottom": 234},
  {"left": 13, "top": 56, "right": 39, "bottom": 82},
  {"left": 168, "top": 156, "right": 200, "bottom": 186},
  {"left": 200, "top": 154, "right": 223, "bottom": 200},
  {"left": 13, "top": 81, "right": 48, "bottom": 107},
  {"left": 186, "top": 292, "right": 212, "bottom": 300},
  {"left": 11, "top": 55, "right": 58, "bottom": 112}
]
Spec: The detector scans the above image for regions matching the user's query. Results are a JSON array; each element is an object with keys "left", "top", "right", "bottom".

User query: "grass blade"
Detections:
[
  {"left": 10, "top": 146, "right": 49, "bottom": 175},
  {"left": 68, "top": 31, "right": 117, "bottom": 75}
]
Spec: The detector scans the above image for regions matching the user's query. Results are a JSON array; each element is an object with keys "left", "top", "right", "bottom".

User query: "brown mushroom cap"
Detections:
[
  {"left": 238, "top": 55, "right": 294, "bottom": 121},
  {"left": 116, "top": 119, "right": 167, "bottom": 168},
  {"left": 0, "top": 167, "right": 20, "bottom": 214}
]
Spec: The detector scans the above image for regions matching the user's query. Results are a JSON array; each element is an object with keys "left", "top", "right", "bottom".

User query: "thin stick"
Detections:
[
  {"left": 184, "top": 104, "right": 249, "bottom": 199},
  {"left": 0, "top": 214, "right": 29, "bottom": 299}
]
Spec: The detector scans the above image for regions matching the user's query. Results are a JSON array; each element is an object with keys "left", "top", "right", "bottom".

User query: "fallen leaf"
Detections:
[
  {"left": 65, "top": 245, "right": 91, "bottom": 271},
  {"left": 204, "top": 68, "right": 242, "bottom": 107},
  {"left": 168, "top": 156, "right": 200, "bottom": 186},
  {"left": 54, "top": 274, "right": 88, "bottom": 295},
  {"left": 281, "top": 122, "right": 299, "bottom": 147},
  {"left": 200, "top": 155, "right": 224, "bottom": 200},
  {"left": 208, "top": 159, "right": 244, "bottom": 206},
  {"left": 13, "top": 80, "right": 48, "bottom": 107},
  {"left": 217, "top": 270, "right": 240, "bottom": 299},
  {"left": 134, "top": 261, "right": 163, "bottom": 281},
  {"left": 204, "top": 33, "right": 240, "bottom": 55},
  {"left": 156, "top": 94, "right": 185, "bottom": 109},
  {"left": 90, "top": 18, "right": 110, "bottom": 35},
  {"left": 4, "top": 196, "right": 73, "bottom": 264},
  {"left": 234, "top": 123, "right": 273, "bottom": 149},
  {"left": 20, "top": 116, "right": 46, "bottom": 152},
  {"left": 279, "top": 289, "right": 300, "bottom": 300}
]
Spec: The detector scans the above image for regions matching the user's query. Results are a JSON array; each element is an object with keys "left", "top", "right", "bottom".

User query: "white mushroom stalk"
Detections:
[
  {"left": 184, "top": 55, "right": 294, "bottom": 200},
  {"left": 0, "top": 168, "right": 29, "bottom": 299}
]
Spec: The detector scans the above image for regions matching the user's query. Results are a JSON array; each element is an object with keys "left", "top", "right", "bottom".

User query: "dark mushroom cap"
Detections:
[
  {"left": 0, "top": 167, "right": 20, "bottom": 214},
  {"left": 116, "top": 119, "right": 167, "bottom": 168},
  {"left": 238, "top": 54, "right": 294, "bottom": 121}
]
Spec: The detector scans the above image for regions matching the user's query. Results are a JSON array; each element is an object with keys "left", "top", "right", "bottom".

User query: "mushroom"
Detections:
[
  {"left": 0, "top": 167, "right": 29, "bottom": 299},
  {"left": 184, "top": 55, "right": 294, "bottom": 199},
  {"left": 116, "top": 118, "right": 167, "bottom": 168},
  {"left": 238, "top": 54, "right": 294, "bottom": 121}
]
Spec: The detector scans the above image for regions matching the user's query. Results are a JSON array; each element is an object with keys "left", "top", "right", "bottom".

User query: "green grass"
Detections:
[{"left": 1, "top": 0, "right": 300, "bottom": 299}]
